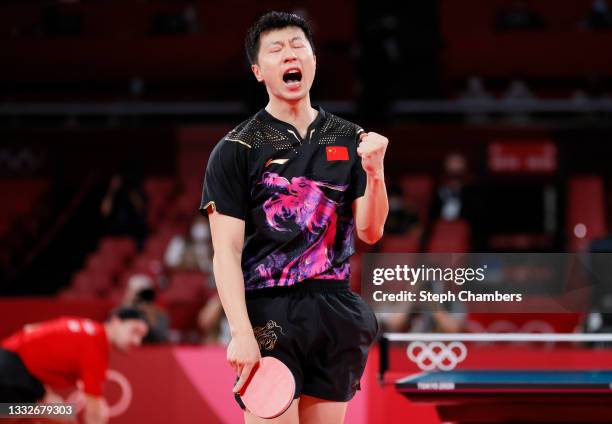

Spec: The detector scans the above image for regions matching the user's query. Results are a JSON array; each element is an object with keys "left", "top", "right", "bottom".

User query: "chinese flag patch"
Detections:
[{"left": 326, "top": 146, "right": 349, "bottom": 161}]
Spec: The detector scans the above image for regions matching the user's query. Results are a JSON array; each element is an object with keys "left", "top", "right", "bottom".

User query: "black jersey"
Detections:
[{"left": 200, "top": 106, "right": 367, "bottom": 291}]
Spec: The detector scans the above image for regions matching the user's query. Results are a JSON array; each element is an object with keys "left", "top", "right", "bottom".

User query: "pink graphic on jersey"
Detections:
[{"left": 259, "top": 172, "right": 348, "bottom": 285}]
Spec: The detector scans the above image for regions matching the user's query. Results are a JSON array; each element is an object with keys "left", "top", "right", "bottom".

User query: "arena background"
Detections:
[{"left": 1, "top": 0, "right": 612, "bottom": 423}]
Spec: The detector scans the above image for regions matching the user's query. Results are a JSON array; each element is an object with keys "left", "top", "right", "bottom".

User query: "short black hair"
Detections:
[
  {"left": 245, "top": 11, "right": 315, "bottom": 65},
  {"left": 108, "top": 306, "right": 148, "bottom": 323}
]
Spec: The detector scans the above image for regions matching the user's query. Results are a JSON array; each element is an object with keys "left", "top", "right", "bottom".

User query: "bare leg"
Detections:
[
  {"left": 244, "top": 397, "right": 300, "bottom": 424},
  {"left": 299, "top": 394, "right": 348, "bottom": 424}
]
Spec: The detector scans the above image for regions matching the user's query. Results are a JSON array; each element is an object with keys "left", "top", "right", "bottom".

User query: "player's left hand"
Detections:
[{"left": 357, "top": 132, "right": 388, "bottom": 177}]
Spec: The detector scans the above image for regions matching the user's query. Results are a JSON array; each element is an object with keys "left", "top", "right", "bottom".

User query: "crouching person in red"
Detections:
[{"left": 0, "top": 307, "right": 148, "bottom": 424}]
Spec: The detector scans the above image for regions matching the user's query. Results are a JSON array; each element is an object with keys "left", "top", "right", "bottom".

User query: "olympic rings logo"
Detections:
[
  {"left": 66, "top": 369, "right": 133, "bottom": 418},
  {"left": 406, "top": 341, "right": 468, "bottom": 371}
]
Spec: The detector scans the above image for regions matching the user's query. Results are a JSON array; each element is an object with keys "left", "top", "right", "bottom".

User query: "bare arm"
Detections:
[
  {"left": 41, "top": 385, "right": 63, "bottom": 403},
  {"left": 207, "top": 210, "right": 261, "bottom": 392},
  {"left": 353, "top": 132, "right": 389, "bottom": 244},
  {"left": 100, "top": 195, "right": 114, "bottom": 217},
  {"left": 100, "top": 176, "right": 122, "bottom": 217},
  {"left": 83, "top": 395, "right": 108, "bottom": 424}
]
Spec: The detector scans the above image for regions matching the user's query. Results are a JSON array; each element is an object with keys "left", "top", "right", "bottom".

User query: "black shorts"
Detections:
[
  {"left": 244, "top": 279, "right": 379, "bottom": 402},
  {"left": 0, "top": 348, "right": 45, "bottom": 403}
]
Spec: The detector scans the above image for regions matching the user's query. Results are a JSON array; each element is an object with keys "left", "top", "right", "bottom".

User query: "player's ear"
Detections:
[{"left": 251, "top": 64, "right": 264, "bottom": 83}]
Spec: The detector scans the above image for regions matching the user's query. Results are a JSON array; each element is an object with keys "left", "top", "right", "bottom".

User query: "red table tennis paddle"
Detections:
[{"left": 234, "top": 356, "right": 295, "bottom": 419}]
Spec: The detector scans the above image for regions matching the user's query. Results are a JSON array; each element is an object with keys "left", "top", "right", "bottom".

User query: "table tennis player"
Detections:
[
  {"left": 200, "top": 11, "right": 388, "bottom": 423},
  {"left": 0, "top": 307, "right": 148, "bottom": 424}
]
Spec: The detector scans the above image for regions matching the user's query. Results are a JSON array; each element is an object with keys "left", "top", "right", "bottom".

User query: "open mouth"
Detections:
[{"left": 282, "top": 69, "right": 302, "bottom": 86}]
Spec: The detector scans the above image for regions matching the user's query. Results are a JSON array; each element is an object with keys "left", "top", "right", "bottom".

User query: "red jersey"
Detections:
[{"left": 1, "top": 316, "right": 109, "bottom": 396}]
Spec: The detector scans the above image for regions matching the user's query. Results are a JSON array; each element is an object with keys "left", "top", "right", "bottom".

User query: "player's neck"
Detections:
[{"left": 265, "top": 96, "right": 318, "bottom": 139}]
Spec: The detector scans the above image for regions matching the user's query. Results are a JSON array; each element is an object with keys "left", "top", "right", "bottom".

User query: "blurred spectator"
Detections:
[
  {"left": 502, "top": 78, "right": 536, "bottom": 123},
  {"left": 385, "top": 183, "right": 419, "bottom": 235},
  {"left": 582, "top": 0, "right": 612, "bottom": 30},
  {"left": 580, "top": 237, "right": 612, "bottom": 346},
  {"left": 432, "top": 153, "right": 473, "bottom": 222},
  {"left": 164, "top": 215, "right": 212, "bottom": 274},
  {"left": 572, "top": 76, "right": 610, "bottom": 101},
  {"left": 163, "top": 215, "right": 227, "bottom": 344},
  {"left": 183, "top": 3, "right": 200, "bottom": 34},
  {"left": 459, "top": 76, "right": 493, "bottom": 123},
  {"left": 461, "top": 77, "right": 492, "bottom": 101},
  {"left": 122, "top": 274, "right": 170, "bottom": 344},
  {"left": 197, "top": 294, "right": 229, "bottom": 345},
  {"left": 503, "top": 79, "right": 535, "bottom": 101},
  {"left": 572, "top": 76, "right": 610, "bottom": 122},
  {"left": 129, "top": 78, "right": 145, "bottom": 99},
  {"left": 197, "top": 269, "right": 229, "bottom": 345},
  {"left": 585, "top": 237, "right": 612, "bottom": 331},
  {"left": 100, "top": 172, "right": 148, "bottom": 250},
  {"left": 377, "top": 281, "right": 466, "bottom": 333},
  {"left": 121, "top": 274, "right": 153, "bottom": 306},
  {"left": 496, "top": 0, "right": 545, "bottom": 31}
]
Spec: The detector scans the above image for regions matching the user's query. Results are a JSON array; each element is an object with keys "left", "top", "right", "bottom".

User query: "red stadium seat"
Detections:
[
  {"left": 0, "top": 178, "right": 49, "bottom": 235},
  {"left": 130, "top": 256, "right": 164, "bottom": 277},
  {"left": 70, "top": 271, "right": 113, "bottom": 297},
  {"left": 380, "top": 233, "right": 421, "bottom": 253},
  {"left": 400, "top": 175, "right": 434, "bottom": 225},
  {"left": 427, "top": 219, "right": 471, "bottom": 252},
  {"left": 143, "top": 234, "right": 173, "bottom": 259},
  {"left": 57, "top": 287, "right": 83, "bottom": 300},
  {"left": 165, "top": 193, "right": 200, "bottom": 223},
  {"left": 98, "top": 236, "right": 137, "bottom": 262},
  {"left": 164, "top": 272, "right": 206, "bottom": 303},
  {"left": 84, "top": 253, "right": 125, "bottom": 280},
  {"left": 440, "top": 0, "right": 612, "bottom": 80},
  {"left": 143, "top": 177, "right": 176, "bottom": 230},
  {"left": 108, "top": 286, "right": 126, "bottom": 305}
]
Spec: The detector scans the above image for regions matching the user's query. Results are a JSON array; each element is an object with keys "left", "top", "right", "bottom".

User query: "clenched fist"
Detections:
[{"left": 357, "top": 131, "right": 388, "bottom": 177}]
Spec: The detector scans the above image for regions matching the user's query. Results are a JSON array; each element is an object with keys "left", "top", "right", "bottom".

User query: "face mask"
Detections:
[{"left": 191, "top": 223, "right": 209, "bottom": 241}]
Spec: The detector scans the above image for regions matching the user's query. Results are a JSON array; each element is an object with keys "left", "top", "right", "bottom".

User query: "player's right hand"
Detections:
[{"left": 228, "top": 332, "right": 261, "bottom": 393}]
